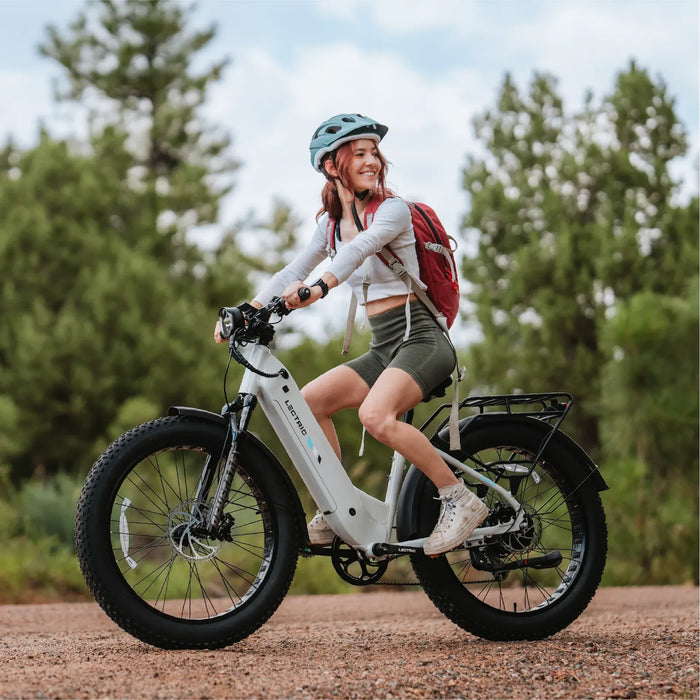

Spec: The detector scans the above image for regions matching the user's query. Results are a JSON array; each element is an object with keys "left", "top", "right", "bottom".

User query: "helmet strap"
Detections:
[
  {"left": 350, "top": 201, "right": 364, "bottom": 232},
  {"left": 355, "top": 189, "right": 370, "bottom": 201}
]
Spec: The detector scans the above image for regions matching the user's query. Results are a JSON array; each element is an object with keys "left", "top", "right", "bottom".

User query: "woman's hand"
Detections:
[
  {"left": 334, "top": 177, "right": 354, "bottom": 208},
  {"left": 281, "top": 281, "right": 322, "bottom": 310},
  {"left": 214, "top": 320, "right": 226, "bottom": 344}
]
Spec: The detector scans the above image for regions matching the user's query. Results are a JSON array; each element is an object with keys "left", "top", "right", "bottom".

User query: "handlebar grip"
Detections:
[{"left": 298, "top": 287, "right": 311, "bottom": 301}]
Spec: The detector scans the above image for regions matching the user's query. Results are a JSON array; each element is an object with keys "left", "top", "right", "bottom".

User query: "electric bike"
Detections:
[{"left": 75, "top": 296, "right": 608, "bottom": 649}]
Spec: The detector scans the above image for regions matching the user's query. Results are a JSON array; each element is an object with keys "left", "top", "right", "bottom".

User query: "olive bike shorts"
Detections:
[{"left": 345, "top": 301, "right": 456, "bottom": 400}]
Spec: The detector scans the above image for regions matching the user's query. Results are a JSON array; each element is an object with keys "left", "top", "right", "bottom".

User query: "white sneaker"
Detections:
[
  {"left": 423, "top": 481, "right": 488, "bottom": 556},
  {"left": 307, "top": 510, "right": 335, "bottom": 545}
]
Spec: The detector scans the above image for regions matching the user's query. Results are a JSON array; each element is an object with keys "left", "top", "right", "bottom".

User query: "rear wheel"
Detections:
[
  {"left": 75, "top": 416, "right": 299, "bottom": 649},
  {"left": 406, "top": 420, "right": 607, "bottom": 640}
]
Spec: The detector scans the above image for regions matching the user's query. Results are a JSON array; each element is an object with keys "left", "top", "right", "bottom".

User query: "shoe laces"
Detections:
[{"left": 433, "top": 494, "right": 458, "bottom": 531}]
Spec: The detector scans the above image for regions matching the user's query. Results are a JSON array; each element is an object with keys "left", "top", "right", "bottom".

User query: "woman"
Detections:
[{"left": 216, "top": 113, "right": 487, "bottom": 555}]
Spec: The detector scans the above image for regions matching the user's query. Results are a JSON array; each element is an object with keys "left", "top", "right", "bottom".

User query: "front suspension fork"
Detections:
[{"left": 191, "top": 393, "right": 257, "bottom": 533}]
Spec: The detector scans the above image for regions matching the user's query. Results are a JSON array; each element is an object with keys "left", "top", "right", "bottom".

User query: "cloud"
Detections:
[
  {"left": 318, "top": 0, "right": 476, "bottom": 34},
  {"left": 207, "top": 40, "right": 487, "bottom": 246},
  {"left": 318, "top": 0, "right": 698, "bottom": 120}
]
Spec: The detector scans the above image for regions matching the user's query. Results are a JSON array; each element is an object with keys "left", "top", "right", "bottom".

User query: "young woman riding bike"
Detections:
[{"left": 215, "top": 113, "right": 487, "bottom": 555}]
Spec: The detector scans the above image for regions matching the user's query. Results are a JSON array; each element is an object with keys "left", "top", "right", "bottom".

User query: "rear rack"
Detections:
[
  {"left": 421, "top": 392, "right": 572, "bottom": 433},
  {"left": 420, "top": 392, "right": 573, "bottom": 466},
  {"left": 458, "top": 392, "right": 572, "bottom": 420}
]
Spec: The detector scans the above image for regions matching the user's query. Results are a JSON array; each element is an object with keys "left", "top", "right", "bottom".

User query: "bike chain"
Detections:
[
  {"left": 370, "top": 560, "right": 496, "bottom": 587},
  {"left": 375, "top": 575, "right": 496, "bottom": 586}
]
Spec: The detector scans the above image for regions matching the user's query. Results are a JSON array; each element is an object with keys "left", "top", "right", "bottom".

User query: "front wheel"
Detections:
[
  {"left": 75, "top": 416, "right": 300, "bottom": 649},
  {"left": 402, "top": 419, "right": 607, "bottom": 640}
]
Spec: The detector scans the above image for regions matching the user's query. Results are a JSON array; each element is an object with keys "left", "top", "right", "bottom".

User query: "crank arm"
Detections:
[
  {"left": 371, "top": 542, "right": 422, "bottom": 557},
  {"left": 302, "top": 543, "right": 335, "bottom": 557}
]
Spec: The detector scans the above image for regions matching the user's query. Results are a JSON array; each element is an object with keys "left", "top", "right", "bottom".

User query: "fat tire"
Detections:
[
  {"left": 75, "top": 416, "right": 299, "bottom": 649},
  {"left": 410, "top": 421, "right": 607, "bottom": 641}
]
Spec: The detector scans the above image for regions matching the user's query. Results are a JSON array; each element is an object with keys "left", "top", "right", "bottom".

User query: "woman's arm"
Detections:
[
  {"left": 252, "top": 222, "right": 329, "bottom": 306},
  {"left": 323, "top": 198, "right": 411, "bottom": 286}
]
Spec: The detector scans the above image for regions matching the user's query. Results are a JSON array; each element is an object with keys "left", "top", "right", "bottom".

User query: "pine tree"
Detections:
[
  {"left": 40, "top": 0, "right": 238, "bottom": 266},
  {"left": 0, "top": 134, "right": 225, "bottom": 477},
  {"left": 461, "top": 62, "right": 696, "bottom": 453}
]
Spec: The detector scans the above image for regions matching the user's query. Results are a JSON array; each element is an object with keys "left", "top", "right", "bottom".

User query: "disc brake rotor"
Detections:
[{"left": 167, "top": 500, "right": 221, "bottom": 561}]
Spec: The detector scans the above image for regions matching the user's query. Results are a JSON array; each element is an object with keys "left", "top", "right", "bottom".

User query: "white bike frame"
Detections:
[{"left": 235, "top": 341, "right": 526, "bottom": 558}]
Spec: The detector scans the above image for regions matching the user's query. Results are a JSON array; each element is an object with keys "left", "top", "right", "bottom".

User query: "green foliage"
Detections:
[
  {"left": 18, "top": 472, "right": 80, "bottom": 546},
  {"left": 0, "top": 141, "right": 227, "bottom": 476},
  {"left": 0, "top": 1, "right": 263, "bottom": 480},
  {"left": 462, "top": 61, "right": 698, "bottom": 586},
  {"left": 0, "top": 472, "right": 88, "bottom": 602},
  {"left": 40, "top": 0, "right": 237, "bottom": 265},
  {"left": 600, "top": 284, "right": 699, "bottom": 476},
  {"left": 598, "top": 285, "right": 698, "bottom": 583},
  {"left": 601, "top": 459, "right": 698, "bottom": 585},
  {"left": 461, "top": 62, "right": 696, "bottom": 454},
  {"left": 0, "top": 536, "right": 87, "bottom": 603}
]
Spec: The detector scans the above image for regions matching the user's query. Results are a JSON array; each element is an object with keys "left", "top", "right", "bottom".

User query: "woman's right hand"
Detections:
[
  {"left": 334, "top": 177, "right": 354, "bottom": 207},
  {"left": 281, "top": 280, "right": 314, "bottom": 310}
]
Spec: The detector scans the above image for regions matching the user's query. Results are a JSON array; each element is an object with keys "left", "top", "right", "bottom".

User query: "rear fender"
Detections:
[{"left": 397, "top": 412, "right": 608, "bottom": 541}]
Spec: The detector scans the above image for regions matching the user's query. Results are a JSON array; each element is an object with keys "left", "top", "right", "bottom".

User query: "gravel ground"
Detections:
[{"left": 0, "top": 586, "right": 697, "bottom": 699}]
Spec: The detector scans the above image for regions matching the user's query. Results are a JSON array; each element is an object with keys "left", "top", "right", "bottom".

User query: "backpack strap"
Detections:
[
  {"left": 339, "top": 198, "right": 380, "bottom": 354},
  {"left": 376, "top": 243, "right": 461, "bottom": 449},
  {"left": 344, "top": 198, "right": 463, "bottom": 450},
  {"left": 375, "top": 245, "right": 449, "bottom": 334},
  {"left": 341, "top": 293, "right": 358, "bottom": 355}
]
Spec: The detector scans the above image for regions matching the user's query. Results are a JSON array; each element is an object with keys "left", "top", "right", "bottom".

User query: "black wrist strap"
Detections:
[{"left": 312, "top": 278, "right": 329, "bottom": 298}]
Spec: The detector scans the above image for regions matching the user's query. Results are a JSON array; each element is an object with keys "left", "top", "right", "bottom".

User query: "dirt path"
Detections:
[{"left": 0, "top": 586, "right": 697, "bottom": 699}]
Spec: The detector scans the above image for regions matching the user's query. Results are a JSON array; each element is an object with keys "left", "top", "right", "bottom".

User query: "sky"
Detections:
[{"left": 0, "top": 0, "right": 698, "bottom": 338}]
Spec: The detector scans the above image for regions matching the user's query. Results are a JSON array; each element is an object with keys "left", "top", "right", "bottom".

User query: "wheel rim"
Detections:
[
  {"left": 110, "top": 445, "right": 274, "bottom": 620},
  {"left": 447, "top": 444, "right": 586, "bottom": 614}
]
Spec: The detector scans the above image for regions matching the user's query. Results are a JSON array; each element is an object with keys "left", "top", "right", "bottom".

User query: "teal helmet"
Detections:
[{"left": 310, "top": 113, "right": 388, "bottom": 172}]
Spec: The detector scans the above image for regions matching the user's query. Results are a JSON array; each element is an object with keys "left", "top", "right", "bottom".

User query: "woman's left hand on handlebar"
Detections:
[{"left": 214, "top": 320, "right": 226, "bottom": 344}]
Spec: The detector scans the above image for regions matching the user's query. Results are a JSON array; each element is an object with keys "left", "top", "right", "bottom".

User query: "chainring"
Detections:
[{"left": 330, "top": 538, "right": 388, "bottom": 586}]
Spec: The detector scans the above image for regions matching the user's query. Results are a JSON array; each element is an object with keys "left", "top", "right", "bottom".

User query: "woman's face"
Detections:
[{"left": 344, "top": 139, "right": 381, "bottom": 192}]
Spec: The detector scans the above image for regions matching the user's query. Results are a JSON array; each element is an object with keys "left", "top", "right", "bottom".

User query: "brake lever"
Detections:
[{"left": 268, "top": 289, "right": 309, "bottom": 318}]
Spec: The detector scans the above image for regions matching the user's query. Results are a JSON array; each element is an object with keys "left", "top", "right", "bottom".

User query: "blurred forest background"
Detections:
[{"left": 0, "top": 0, "right": 697, "bottom": 602}]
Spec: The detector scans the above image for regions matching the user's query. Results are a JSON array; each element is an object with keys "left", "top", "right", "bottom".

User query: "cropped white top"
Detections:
[{"left": 253, "top": 197, "right": 426, "bottom": 307}]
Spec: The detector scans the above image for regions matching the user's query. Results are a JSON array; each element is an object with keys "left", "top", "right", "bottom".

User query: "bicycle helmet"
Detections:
[{"left": 310, "top": 113, "right": 388, "bottom": 172}]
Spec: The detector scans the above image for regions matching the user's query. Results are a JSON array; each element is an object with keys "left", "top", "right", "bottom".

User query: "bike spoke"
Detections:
[
  {"left": 108, "top": 443, "right": 275, "bottom": 622},
  {"left": 444, "top": 442, "right": 584, "bottom": 614}
]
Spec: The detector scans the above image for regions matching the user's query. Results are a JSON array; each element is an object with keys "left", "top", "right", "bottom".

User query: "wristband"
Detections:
[{"left": 312, "top": 278, "right": 329, "bottom": 298}]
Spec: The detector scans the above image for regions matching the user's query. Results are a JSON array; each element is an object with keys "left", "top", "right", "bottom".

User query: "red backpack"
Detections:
[{"left": 327, "top": 197, "right": 460, "bottom": 329}]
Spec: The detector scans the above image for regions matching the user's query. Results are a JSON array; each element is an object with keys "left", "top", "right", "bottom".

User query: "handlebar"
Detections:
[
  {"left": 218, "top": 287, "right": 310, "bottom": 342},
  {"left": 218, "top": 287, "right": 315, "bottom": 378}
]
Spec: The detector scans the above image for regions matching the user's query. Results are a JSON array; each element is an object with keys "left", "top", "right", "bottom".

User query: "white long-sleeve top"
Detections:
[{"left": 253, "top": 197, "right": 426, "bottom": 306}]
